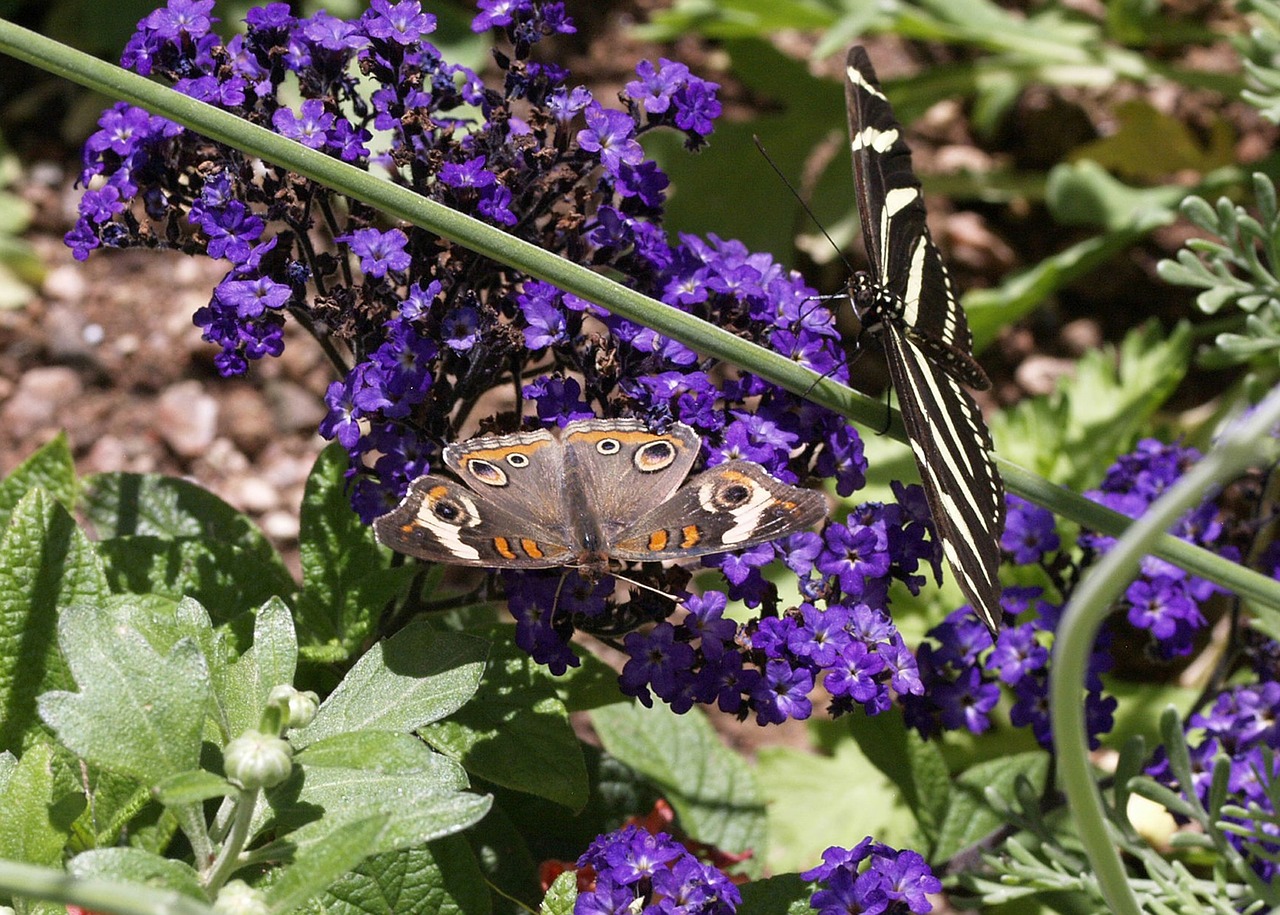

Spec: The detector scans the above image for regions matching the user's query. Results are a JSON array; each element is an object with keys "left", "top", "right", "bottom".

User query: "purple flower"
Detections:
[
  {"left": 577, "top": 105, "right": 644, "bottom": 173},
  {"left": 440, "top": 156, "right": 496, "bottom": 190},
  {"left": 341, "top": 227, "right": 412, "bottom": 278},
  {"left": 216, "top": 276, "right": 291, "bottom": 318},
  {"left": 672, "top": 78, "right": 721, "bottom": 137},
  {"left": 625, "top": 59, "right": 690, "bottom": 114},
  {"left": 363, "top": 0, "right": 435, "bottom": 44},
  {"left": 272, "top": 99, "right": 334, "bottom": 149},
  {"left": 441, "top": 305, "right": 481, "bottom": 351},
  {"left": 1001, "top": 495, "right": 1059, "bottom": 564},
  {"left": 471, "top": 0, "right": 531, "bottom": 31}
]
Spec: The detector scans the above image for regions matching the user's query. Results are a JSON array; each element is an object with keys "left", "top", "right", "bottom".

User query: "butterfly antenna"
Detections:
[
  {"left": 752, "top": 134, "right": 857, "bottom": 276},
  {"left": 611, "top": 570, "right": 682, "bottom": 604}
]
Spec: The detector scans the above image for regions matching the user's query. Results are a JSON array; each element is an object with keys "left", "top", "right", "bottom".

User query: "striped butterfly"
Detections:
[{"left": 843, "top": 46, "right": 1006, "bottom": 634}]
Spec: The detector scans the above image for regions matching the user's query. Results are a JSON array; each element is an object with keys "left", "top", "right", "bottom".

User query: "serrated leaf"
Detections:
[
  {"left": 539, "top": 869, "right": 577, "bottom": 915},
  {"left": 989, "top": 322, "right": 1191, "bottom": 490},
  {"left": 294, "top": 622, "right": 488, "bottom": 749},
  {"left": 262, "top": 814, "right": 390, "bottom": 913},
  {"left": 756, "top": 736, "right": 910, "bottom": 874},
  {"left": 932, "top": 751, "right": 1050, "bottom": 862},
  {"left": 0, "top": 489, "right": 109, "bottom": 754},
  {"left": 0, "top": 741, "right": 83, "bottom": 866},
  {"left": 298, "top": 732, "right": 467, "bottom": 787},
  {"left": 221, "top": 597, "right": 298, "bottom": 739},
  {"left": 0, "top": 435, "right": 76, "bottom": 530},
  {"left": 420, "top": 633, "right": 587, "bottom": 810},
  {"left": 318, "top": 836, "right": 491, "bottom": 915},
  {"left": 591, "top": 703, "right": 766, "bottom": 867},
  {"left": 267, "top": 761, "right": 492, "bottom": 858},
  {"left": 153, "top": 770, "right": 235, "bottom": 806},
  {"left": 297, "top": 443, "right": 396, "bottom": 648},
  {"left": 79, "top": 472, "right": 286, "bottom": 576},
  {"left": 38, "top": 603, "right": 211, "bottom": 786},
  {"left": 67, "top": 847, "right": 205, "bottom": 900},
  {"left": 96, "top": 536, "right": 297, "bottom": 619}
]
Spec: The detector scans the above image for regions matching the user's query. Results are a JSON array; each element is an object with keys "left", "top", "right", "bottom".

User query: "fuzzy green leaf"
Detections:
[
  {"left": 0, "top": 489, "right": 109, "bottom": 754},
  {"left": 318, "top": 836, "right": 491, "bottom": 915},
  {"left": 221, "top": 597, "right": 298, "bottom": 739},
  {"left": 420, "top": 632, "right": 587, "bottom": 810},
  {"left": 66, "top": 847, "right": 205, "bottom": 901},
  {"left": 38, "top": 602, "right": 211, "bottom": 786},
  {"left": 0, "top": 742, "right": 83, "bottom": 866},
  {"left": 294, "top": 621, "right": 487, "bottom": 749},
  {"left": 0, "top": 435, "right": 76, "bottom": 531},
  {"left": 591, "top": 703, "right": 766, "bottom": 869}
]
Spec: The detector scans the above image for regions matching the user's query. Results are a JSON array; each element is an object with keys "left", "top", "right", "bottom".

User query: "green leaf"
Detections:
[
  {"left": 296, "top": 731, "right": 468, "bottom": 787},
  {"left": 756, "top": 735, "right": 911, "bottom": 874},
  {"left": 989, "top": 322, "right": 1192, "bottom": 490},
  {"left": 294, "top": 622, "right": 488, "bottom": 749},
  {"left": 420, "top": 632, "right": 588, "bottom": 810},
  {"left": 1069, "top": 101, "right": 1236, "bottom": 179},
  {"left": 96, "top": 536, "right": 296, "bottom": 620},
  {"left": 221, "top": 597, "right": 298, "bottom": 739},
  {"left": 0, "top": 489, "right": 109, "bottom": 754},
  {"left": 66, "top": 847, "right": 205, "bottom": 900},
  {"left": 38, "top": 602, "right": 211, "bottom": 786},
  {"left": 841, "top": 708, "right": 952, "bottom": 851},
  {"left": 932, "top": 751, "right": 1050, "bottom": 862},
  {"left": 540, "top": 869, "right": 577, "bottom": 915},
  {"left": 1045, "top": 160, "right": 1182, "bottom": 232},
  {"left": 0, "top": 742, "right": 83, "bottom": 866},
  {"left": 153, "top": 770, "right": 235, "bottom": 807},
  {"left": 591, "top": 703, "right": 766, "bottom": 866},
  {"left": 65, "top": 762, "right": 154, "bottom": 850},
  {"left": 737, "top": 874, "right": 813, "bottom": 915},
  {"left": 0, "top": 435, "right": 76, "bottom": 530},
  {"left": 267, "top": 759, "right": 492, "bottom": 858},
  {"left": 262, "top": 814, "right": 390, "bottom": 914},
  {"left": 296, "top": 442, "right": 403, "bottom": 651},
  {"left": 79, "top": 472, "right": 287, "bottom": 583},
  {"left": 318, "top": 836, "right": 492, "bottom": 915}
]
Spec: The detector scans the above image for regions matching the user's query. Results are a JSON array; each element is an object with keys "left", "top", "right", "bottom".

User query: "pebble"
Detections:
[
  {"left": 1, "top": 366, "right": 83, "bottom": 439},
  {"left": 156, "top": 380, "right": 219, "bottom": 457}
]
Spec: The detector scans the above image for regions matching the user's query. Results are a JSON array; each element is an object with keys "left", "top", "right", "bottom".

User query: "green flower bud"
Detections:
[
  {"left": 267, "top": 684, "right": 319, "bottom": 729},
  {"left": 223, "top": 730, "right": 292, "bottom": 789},
  {"left": 213, "top": 880, "right": 268, "bottom": 915}
]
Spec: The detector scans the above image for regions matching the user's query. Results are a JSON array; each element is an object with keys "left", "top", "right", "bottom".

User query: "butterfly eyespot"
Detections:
[
  {"left": 432, "top": 498, "right": 463, "bottom": 521},
  {"left": 716, "top": 482, "right": 752, "bottom": 507},
  {"left": 595, "top": 438, "right": 621, "bottom": 455},
  {"left": 466, "top": 458, "right": 508, "bottom": 486},
  {"left": 504, "top": 452, "right": 530, "bottom": 468},
  {"left": 634, "top": 440, "right": 676, "bottom": 471}
]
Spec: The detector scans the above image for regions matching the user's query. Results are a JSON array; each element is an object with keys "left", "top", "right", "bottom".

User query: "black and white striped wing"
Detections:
[{"left": 844, "top": 46, "right": 1006, "bottom": 634}]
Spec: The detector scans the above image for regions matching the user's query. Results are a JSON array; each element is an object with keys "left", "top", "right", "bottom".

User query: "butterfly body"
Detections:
[
  {"left": 375, "top": 418, "right": 826, "bottom": 578},
  {"left": 844, "top": 47, "right": 1006, "bottom": 634}
]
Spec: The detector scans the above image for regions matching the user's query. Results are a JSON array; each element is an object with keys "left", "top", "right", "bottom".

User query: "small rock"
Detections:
[
  {"left": 260, "top": 510, "right": 300, "bottom": 540},
  {"left": 223, "top": 475, "right": 280, "bottom": 514},
  {"left": 267, "top": 379, "right": 328, "bottom": 434},
  {"left": 2, "top": 366, "right": 83, "bottom": 438},
  {"left": 156, "top": 380, "right": 219, "bottom": 458},
  {"left": 42, "top": 264, "right": 87, "bottom": 302},
  {"left": 1015, "top": 355, "right": 1077, "bottom": 396},
  {"left": 218, "top": 385, "right": 276, "bottom": 456}
]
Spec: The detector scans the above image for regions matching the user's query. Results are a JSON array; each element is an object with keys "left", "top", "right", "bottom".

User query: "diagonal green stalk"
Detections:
[
  {"left": 1050, "top": 388, "right": 1280, "bottom": 915},
  {"left": 1, "top": 18, "right": 1278, "bottom": 613},
  {"left": 0, "top": 859, "right": 216, "bottom": 915}
]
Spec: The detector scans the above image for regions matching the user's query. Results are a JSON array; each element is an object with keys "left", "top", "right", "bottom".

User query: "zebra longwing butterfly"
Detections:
[{"left": 843, "top": 46, "right": 1006, "bottom": 634}]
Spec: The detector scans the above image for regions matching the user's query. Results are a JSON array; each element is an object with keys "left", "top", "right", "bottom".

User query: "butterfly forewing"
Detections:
[{"left": 844, "top": 46, "right": 1006, "bottom": 634}]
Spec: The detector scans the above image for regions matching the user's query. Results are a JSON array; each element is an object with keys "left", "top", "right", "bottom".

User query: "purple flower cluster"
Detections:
[
  {"left": 574, "top": 826, "right": 741, "bottom": 915},
  {"left": 1148, "top": 678, "right": 1280, "bottom": 880},
  {"left": 67, "top": 0, "right": 946, "bottom": 722},
  {"left": 1082, "top": 439, "right": 1234, "bottom": 659},
  {"left": 803, "top": 839, "right": 941, "bottom": 915},
  {"left": 902, "top": 574, "right": 1116, "bottom": 750}
]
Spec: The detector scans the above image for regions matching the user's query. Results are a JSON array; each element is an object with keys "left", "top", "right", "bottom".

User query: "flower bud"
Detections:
[
  {"left": 266, "top": 685, "right": 319, "bottom": 730},
  {"left": 223, "top": 730, "right": 292, "bottom": 789},
  {"left": 213, "top": 881, "right": 269, "bottom": 915}
]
